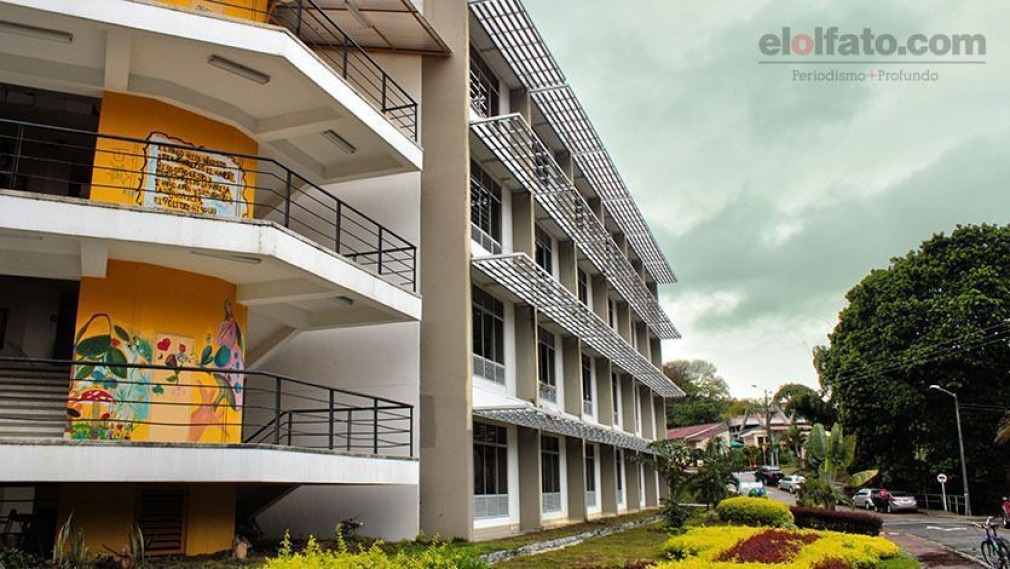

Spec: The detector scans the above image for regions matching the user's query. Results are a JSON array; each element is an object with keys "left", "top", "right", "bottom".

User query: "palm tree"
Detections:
[{"left": 797, "top": 423, "right": 878, "bottom": 510}]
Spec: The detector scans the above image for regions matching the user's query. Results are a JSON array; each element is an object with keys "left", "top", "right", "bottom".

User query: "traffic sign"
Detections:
[{"left": 937, "top": 473, "right": 948, "bottom": 484}]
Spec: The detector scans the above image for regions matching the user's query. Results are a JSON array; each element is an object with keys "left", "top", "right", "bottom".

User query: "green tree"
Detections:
[
  {"left": 664, "top": 360, "right": 732, "bottom": 427},
  {"left": 796, "top": 423, "right": 878, "bottom": 510},
  {"left": 818, "top": 224, "right": 1010, "bottom": 510},
  {"left": 774, "top": 382, "right": 838, "bottom": 428},
  {"left": 690, "top": 439, "right": 739, "bottom": 509}
]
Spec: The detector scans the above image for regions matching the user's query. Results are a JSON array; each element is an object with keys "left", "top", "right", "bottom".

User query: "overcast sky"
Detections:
[{"left": 523, "top": 0, "right": 1010, "bottom": 397}]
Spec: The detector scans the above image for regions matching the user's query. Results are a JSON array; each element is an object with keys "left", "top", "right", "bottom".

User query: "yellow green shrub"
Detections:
[
  {"left": 262, "top": 532, "right": 488, "bottom": 569},
  {"left": 659, "top": 526, "right": 901, "bottom": 568},
  {"left": 716, "top": 497, "right": 794, "bottom": 527}
]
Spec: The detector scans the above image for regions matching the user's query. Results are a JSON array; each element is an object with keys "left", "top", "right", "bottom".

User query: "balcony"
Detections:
[
  {"left": 167, "top": 0, "right": 418, "bottom": 141},
  {"left": 0, "top": 118, "right": 416, "bottom": 291},
  {"left": 0, "top": 357, "right": 416, "bottom": 484},
  {"left": 470, "top": 115, "right": 679, "bottom": 339}
]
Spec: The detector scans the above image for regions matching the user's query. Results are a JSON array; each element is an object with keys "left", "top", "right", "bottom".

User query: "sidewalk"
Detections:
[{"left": 888, "top": 532, "right": 983, "bottom": 568}]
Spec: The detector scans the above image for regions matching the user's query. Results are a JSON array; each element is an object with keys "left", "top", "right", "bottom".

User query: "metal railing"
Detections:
[
  {"left": 916, "top": 493, "right": 969, "bottom": 515},
  {"left": 164, "top": 0, "right": 418, "bottom": 140},
  {"left": 539, "top": 382, "right": 557, "bottom": 403},
  {"left": 0, "top": 119, "right": 417, "bottom": 290},
  {"left": 0, "top": 357, "right": 414, "bottom": 457}
]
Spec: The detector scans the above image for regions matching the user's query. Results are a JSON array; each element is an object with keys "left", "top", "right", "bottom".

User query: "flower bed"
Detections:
[{"left": 660, "top": 526, "right": 902, "bottom": 568}]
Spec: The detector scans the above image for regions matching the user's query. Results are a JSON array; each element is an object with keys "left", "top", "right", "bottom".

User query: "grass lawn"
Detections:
[
  {"left": 497, "top": 523, "right": 668, "bottom": 568},
  {"left": 880, "top": 553, "right": 922, "bottom": 569}
]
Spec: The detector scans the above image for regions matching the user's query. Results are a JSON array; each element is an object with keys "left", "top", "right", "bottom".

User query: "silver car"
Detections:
[
  {"left": 852, "top": 488, "right": 878, "bottom": 510},
  {"left": 779, "top": 475, "right": 806, "bottom": 493},
  {"left": 884, "top": 491, "right": 918, "bottom": 513}
]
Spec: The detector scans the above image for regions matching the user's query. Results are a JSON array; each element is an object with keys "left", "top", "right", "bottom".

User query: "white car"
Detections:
[{"left": 779, "top": 475, "right": 806, "bottom": 493}]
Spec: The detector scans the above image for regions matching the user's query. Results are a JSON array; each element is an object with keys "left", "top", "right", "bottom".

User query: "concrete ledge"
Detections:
[{"left": 0, "top": 438, "right": 418, "bottom": 485}]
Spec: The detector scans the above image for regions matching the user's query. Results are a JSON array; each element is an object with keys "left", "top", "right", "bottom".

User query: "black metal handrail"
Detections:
[
  {"left": 164, "top": 0, "right": 418, "bottom": 140},
  {"left": 0, "top": 357, "right": 414, "bottom": 457},
  {"left": 0, "top": 118, "right": 417, "bottom": 291}
]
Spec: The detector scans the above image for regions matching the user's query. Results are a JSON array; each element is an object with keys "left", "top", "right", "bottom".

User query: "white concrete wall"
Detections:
[{"left": 257, "top": 484, "right": 418, "bottom": 542}]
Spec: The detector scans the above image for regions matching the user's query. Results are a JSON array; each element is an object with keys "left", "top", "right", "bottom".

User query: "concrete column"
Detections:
[
  {"left": 644, "top": 463, "right": 659, "bottom": 508},
  {"left": 621, "top": 375, "right": 636, "bottom": 435},
  {"left": 419, "top": 0, "right": 473, "bottom": 540},
  {"left": 635, "top": 322, "right": 649, "bottom": 358},
  {"left": 518, "top": 427, "right": 542, "bottom": 531},
  {"left": 595, "top": 358, "right": 613, "bottom": 427},
  {"left": 558, "top": 240, "right": 577, "bottom": 295},
  {"left": 565, "top": 437, "right": 587, "bottom": 522},
  {"left": 512, "top": 191, "right": 535, "bottom": 257},
  {"left": 510, "top": 88, "right": 531, "bottom": 125},
  {"left": 613, "top": 231, "right": 630, "bottom": 260},
  {"left": 599, "top": 445, "right": 618, "bottom": 515},
  {"left": 562, "top": 337, "right": 582, "bottom": 416},
  {"left": 555, "top": 149, "right": 575, "bottom": 183},
  {"left": 588, "top": 197, "right": 606, "bottom": 227},
  {"left": 591, "top": 275, "right": 609, "bottom": 321},
  {"left": 641, "top": 386, "right": 655, "bottom": 441},
  {"left": 626, "top": 452, "right": 642, "bottom": 512},
  {"left": 515, "top": 305, "right": 539, "bottom": 403},
  {"left": 650, "top": 336, "right": 663, "bottom": 368},
  {"left": 617, "top": 302, "right": 633, "bottom": 343}
]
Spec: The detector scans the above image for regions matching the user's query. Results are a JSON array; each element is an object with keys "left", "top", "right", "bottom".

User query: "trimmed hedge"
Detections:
[
  {"left": 715, "top": 497, "right": 793, "bottom": 527},
  {"left": 790, "top": 506, "right": 883, "bottom": 536}
]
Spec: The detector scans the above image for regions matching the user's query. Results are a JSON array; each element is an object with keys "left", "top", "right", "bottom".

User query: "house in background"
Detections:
[
  {"left": 666, "top": 422, "right": 729, "bottom": 450},
  {"left": 729, "top": 408, "right": 810, "bottom": 448}
]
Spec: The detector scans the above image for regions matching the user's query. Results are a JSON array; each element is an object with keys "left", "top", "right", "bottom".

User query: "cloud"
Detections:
[{"left": 524, "top": 0, "right": 1010, "bottom": 395}]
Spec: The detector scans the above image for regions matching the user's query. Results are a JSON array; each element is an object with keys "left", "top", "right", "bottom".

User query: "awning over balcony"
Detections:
[
  {"left": 474, "top": 405, "right": 653, "bottom": 453},
  {"left": 309, "top": 0, "right": 450, "bottom": 55},
  {"left": 471, "top": 115, "right": 679, "bottom": 340},
  {"left": 469, "top": 0, "right": 677, "bottom": 285},
  {"left": 472, "top": 253, "right": 683, "bottom": 398}
]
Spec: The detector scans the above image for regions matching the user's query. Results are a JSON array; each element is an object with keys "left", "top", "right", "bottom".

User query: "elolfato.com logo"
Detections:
[{"left": 759, "top": 27, "right": 985, "bottom": 58}]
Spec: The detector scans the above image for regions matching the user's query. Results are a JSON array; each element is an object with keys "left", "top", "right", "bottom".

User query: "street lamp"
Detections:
[
  {"left": 929, "top": 384, "right": 971, "bottom": 516},
  {"left": 752, "top": 385, "right": 775, "bottom": 466}
]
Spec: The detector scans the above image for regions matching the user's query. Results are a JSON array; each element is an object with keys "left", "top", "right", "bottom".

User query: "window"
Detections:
[
  {"left": 469, "top": 46, "right": 500, "bottom": 118},
  {"left": 541, "top": 435, "right": 562, "bottom": 513},
  {"left": 612, "top": 374, "right": 622, "bottom": 426},
  {"left": 639, "top": 463, "right": 646, "bottom": 506},
  {"left": 581, "top": 354, "right": 593, "bottom": 415},
  {"left": 537, "top": 327, "right": 557, "bottom": 402},
  {"left": 535, "top": 226, "right": 553, "bottom": 274},
  {"left": 577, "top": 269, "right": 589, "bottom": 306},
  {"left": 472, "top": 287, "right": 505, "bottom": 385},
  {"left": 474, "top": 423, "right": 509, "bottom": 519},
  {"left": 470, "top": 161, "right": 502, "bottom": 253},
  {"left": 608, "top": 298, "right": 618, "bottom": 331},
  {"left": 634, "top": 384, "right": 641, "bottom": 434},
  {"left": 585, "top": 444, "right": 597, "bottom": 508},
  {"left": 616, "top": 449, "right": 625, "bottom": 505}
]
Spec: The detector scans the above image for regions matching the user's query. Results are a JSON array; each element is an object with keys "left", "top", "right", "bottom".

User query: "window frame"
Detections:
[
  {"left": 470, "top": 160, "right": 503, "bottom": 253},
  {"left": 473, "top": 423, "right": 510, "bottom": 519},
  {"left": 469, "top": 45, "right": 501, "bottom": 118},
  {"left": 535, "top": 226, "right": 554, "bottom": 275}
]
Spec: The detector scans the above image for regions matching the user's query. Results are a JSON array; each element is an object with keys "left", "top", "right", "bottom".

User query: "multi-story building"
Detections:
[
  {"left": 0, "top": 0, "right": 446, "bottom": 555},
  {"left": 418, "top": 0, "right": 684, "bottom": 540}
]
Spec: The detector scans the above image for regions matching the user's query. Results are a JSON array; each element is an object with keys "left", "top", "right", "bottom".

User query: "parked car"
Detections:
[
  {"left": 755, "top": 465, "right": 784, "bottom": 486},
  {"left": 852, "top": 488, "right": 879, "bottom": 510},
  {"left": 779, "top": 475, "right": 806, "bottom": 493},
  {"left": 882, "top": 491, "right": 918, "bottom": 513}
]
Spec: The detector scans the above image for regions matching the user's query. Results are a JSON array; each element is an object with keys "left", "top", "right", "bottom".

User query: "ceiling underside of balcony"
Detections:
[
  {"left": 472, "top": 253, "right": 683, "bottom": 398},
  {"left": 308, "top": 0, "right": 450, "bottom": 54},
  {"left": 474, "top": 406, "right": 653, "bottom": 453},
  {"left": 469, "top": 0, "right": 677, "bottom": 285}
]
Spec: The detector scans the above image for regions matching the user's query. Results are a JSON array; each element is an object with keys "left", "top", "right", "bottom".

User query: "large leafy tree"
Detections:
[
  {"left": 664, "top": 359, "right": 732, "bottom": 427},
  {"left": 818, "top": 224, "right": 1010, "bottom": 510},
  {"left": 774, "top": 382, "right": 838, "bottom": 427}
]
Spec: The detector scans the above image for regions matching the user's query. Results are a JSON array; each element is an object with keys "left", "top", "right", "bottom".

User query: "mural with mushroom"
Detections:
[{"left": 69, "top": 261, "right": 246, "bottom": 443}]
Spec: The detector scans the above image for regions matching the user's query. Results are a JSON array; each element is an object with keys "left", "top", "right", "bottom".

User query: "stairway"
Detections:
[{"left": 0, "top": 365, "right": 70, "bottom": 438}]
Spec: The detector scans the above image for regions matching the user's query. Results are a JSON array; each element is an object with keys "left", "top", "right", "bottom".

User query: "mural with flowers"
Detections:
[{"left": 68, "top": 261, "right": 247, "bottom": 443}]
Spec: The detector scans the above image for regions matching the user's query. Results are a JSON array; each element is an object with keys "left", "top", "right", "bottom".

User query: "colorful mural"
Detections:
[
  {"left": 90, "top": 93, "right": 257, "bottom": 220},
  {"left": 156, "top": 0, "right": 270, "bottom": 23},
  {"left": 69, "top": 261, "right": 247, "bottom": 443}
]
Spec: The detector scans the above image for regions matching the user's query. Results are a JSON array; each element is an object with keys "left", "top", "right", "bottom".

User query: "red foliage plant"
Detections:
[
  {"left": 714, "top": 529, "right": 820, "bottom": 564},
  {"left": 811, "top": 558, "right": 853, "bottom": 569}
]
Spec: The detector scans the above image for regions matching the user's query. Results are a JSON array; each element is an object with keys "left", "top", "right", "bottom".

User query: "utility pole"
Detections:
[
  {"left": 929, "top": 385, "right": 971, "bottom": 516},
  {"left": 753, "top": 385, "right": 775, "bottom": 466}
]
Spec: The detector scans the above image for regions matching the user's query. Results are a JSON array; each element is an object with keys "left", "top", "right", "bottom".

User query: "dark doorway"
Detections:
[{"left": 0, "top": 276, "right": 80, "bottom": 359}]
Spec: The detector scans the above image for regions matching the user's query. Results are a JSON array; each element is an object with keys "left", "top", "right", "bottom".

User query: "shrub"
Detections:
[
  {"left": 715, "top": 496, "right": 794, "bottom": 527},
  {"left": 791, "top": 506, "right": 883, "bottom": 536},
  {"left": 660, "top": 498, "right": 692, "bottom": 529},
  {"left": 263, "top": 531, "right": 488, "bottom": 569},
  {"left": 659, "top": 526, "right": 900, "bottom": 568},
  {"left": 714, "top": 529, "right": 819, "bottom": 564},
  {"left": 0, "top": 547, "right": 45, "bottom": 569}
]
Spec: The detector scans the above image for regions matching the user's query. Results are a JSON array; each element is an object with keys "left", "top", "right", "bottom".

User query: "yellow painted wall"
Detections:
[
  {"left": 57, "top": 483, "right": 236, "bottom": 558},
  {"left": 91, "top": 92, "right": 257, "bottom": 219},
  {"left": 157, "top": 0, "right": 269, "bottom": 24},
  {"left": 70, "top": 260, "right": 247, "bottom": 443},
  {"left": 185, "top": 485, "right": 237, "bottom": 556}
]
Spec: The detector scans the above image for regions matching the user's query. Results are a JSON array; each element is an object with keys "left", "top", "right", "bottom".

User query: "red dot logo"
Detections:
[{"left": 791, "top": 33, "right": 814, "bottom": 56}]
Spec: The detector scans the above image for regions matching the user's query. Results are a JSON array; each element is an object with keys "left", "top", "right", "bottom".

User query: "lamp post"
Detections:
[
  {"left": 753, "top": 385, "right": 775, "bottom": 466},
  {"left": 929, "top": 384, "right": 971, "bottom": 517}
]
